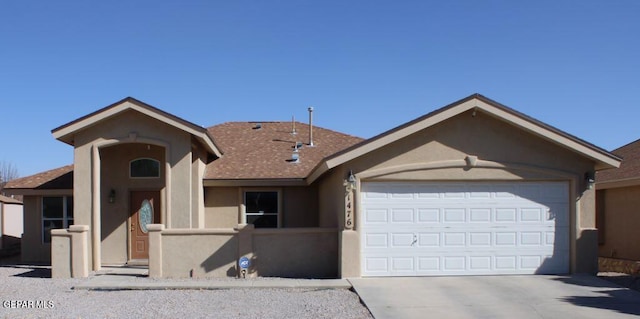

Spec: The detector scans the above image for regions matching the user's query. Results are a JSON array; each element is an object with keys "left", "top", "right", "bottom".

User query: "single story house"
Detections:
[
  {"left": 0, "top": 194, "right": 23, "bottom": 250},
  {"left": 4, "top": 94, "right": 621, "bottom": 278},
  {"left": 596, "top": 139, "right": 640, "bottom": 261}
]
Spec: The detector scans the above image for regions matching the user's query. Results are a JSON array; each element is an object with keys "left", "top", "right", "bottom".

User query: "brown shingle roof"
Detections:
[
  {"left": 205, "top": 122, "right": 363, "bottom": 180},
  {"left": 4, "top": 165, "right": 73, "bottom": 189},
  {"left": 597, "top": 139, "right": 640, "bottom": 183}
]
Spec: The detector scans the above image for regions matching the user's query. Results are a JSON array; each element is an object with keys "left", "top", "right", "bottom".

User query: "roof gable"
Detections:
[
  {"left": 51, "top": 97, "right": 222, "bottom": 157},
  {"left": 308, "top": 94, "right": 621, "bottom": 183}
]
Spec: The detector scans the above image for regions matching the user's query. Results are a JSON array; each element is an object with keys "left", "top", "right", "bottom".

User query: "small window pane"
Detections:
[
  {"left": 245, "top": 192, "right": 278, "bottom": 215},
  {"left": 43, "top": 220, "right": 63, "bottom": 243},
  {"left": 43, "top": 197, "right": 64, "bottom": 218},
  {"left": 66, "top": 197, "right": 74, "bottom": 218},
  {"left": 247, "top": 215, "right": 278, "bottom": 228},
  {"left": 130, "top": 158, "right": 160, "bottom": 178}
]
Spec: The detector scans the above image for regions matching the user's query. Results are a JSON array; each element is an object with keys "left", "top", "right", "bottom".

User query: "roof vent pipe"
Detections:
[
  {"left": 292, "top": 116, "right": 297, "bottom": 135},
  {"left": 308, "top": 106, "right": 314, "bottom": 146}
]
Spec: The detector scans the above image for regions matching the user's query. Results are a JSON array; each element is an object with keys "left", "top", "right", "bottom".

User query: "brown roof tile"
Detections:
[
  {"left": 4, "top": 165, "right": 74, "bottom": 189},
  {"left": 205, "top": 122, "right": 363, "bottom": 180},
  {"left": 597, "top": 139, "right": 640, "bottom": 182}
]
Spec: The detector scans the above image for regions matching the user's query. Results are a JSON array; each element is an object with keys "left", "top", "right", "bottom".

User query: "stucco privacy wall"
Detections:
[
  {"left": 148, "top": 225, "right": 338, "bottom": 278},
  {"left": 321, "top": 109, "right": 599, "bottom": 277},
  {"left": 99, "top": 143, "right": 165, "bottom": 264},
  {"left": 72, "top": 109, "right": 196, "bottom": 268},
  {"left": 597, "top": 186, "right": 640, "bottom": 260},
  {"left": 204, "top": 186, "right": 320, "bottom": 228}
]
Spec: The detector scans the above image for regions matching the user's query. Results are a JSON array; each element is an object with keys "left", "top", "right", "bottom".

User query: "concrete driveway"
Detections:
[{"left": 349, "top": 275, "right": 640, "bottom": 319}]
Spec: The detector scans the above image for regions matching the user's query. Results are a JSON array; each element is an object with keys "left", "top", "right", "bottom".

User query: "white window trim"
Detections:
[
  {"left": 241, "top": 188, "right": 282, "bottom": 228},
  {"left": 41, "top": 196, "right": 73, "bottom": 244},
  {"left": 129, "top": 157, "right": 161, "bottom": 179}
]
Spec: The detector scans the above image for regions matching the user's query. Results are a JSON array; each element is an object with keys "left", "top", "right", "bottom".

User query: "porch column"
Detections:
[
  {"left": 91, "top": 145, "right": 101, "bottom": 271},
  {"left": 148, "top": 224, "right": 164, "bottom": 278},
  {"left": 68, "top": 225, "right": 89, "bottom": 277}
]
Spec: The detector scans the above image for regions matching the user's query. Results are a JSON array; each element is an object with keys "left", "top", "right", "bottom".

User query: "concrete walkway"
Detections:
[
  {"left": 349, "top": 275, "right": 640, "bottom": 319},
  {"left": 73, "top": 267, "right": 352, "bottom": 290}
]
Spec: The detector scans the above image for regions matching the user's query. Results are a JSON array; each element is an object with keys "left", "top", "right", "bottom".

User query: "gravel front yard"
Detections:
[{"left": 0, "top": 264, "right": 372, "bottom": 319}]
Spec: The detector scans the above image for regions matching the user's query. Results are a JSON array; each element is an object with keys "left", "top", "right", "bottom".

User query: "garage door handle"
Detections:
[{"left": 411, "top": 234, "right": 417, "bottom": 246}]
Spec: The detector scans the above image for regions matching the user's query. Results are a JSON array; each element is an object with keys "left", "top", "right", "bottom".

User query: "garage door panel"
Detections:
[
  {"left": 391, "top": 208, "right": 414, "bottom": 222},
  {"left": 417, "top": 208, "right": 439, "bottom": 222},
  {"left": 495, "top": 208, "right": 518, "bottom": 222},
  {"left": 361, "top": 181, "right": 570, "bottom": 276},
  {"left": 470, "top": 208, "right": 491, "bottom": 222},
  {"left": 469, "top": 232, "right": 492, "bottom": 246},
  {"left": 391, "top": 233, "right": 415, "bottom": 247},
  {"left": 495, "top": 232, "right": 517, "bottom": 246}
]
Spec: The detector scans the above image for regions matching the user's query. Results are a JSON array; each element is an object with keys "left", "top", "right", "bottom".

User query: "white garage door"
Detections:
[{"left": 361, "top": 181, "right": 569, "bottom": 276}]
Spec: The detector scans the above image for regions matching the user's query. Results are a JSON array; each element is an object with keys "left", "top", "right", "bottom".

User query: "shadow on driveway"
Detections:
[{"left": 555, "top": 275, "right": 640, "bottom": 317}]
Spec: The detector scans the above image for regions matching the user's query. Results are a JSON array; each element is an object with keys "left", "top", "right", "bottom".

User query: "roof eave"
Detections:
[
  {"left": 2, "top": 188, "right": 73, "bottom": 196},
  {"left": 596, "top": 177, "right": 640, "bottom": 190},
  {"left": 204, "top": 178, "right": 308, "bottom": 187}
]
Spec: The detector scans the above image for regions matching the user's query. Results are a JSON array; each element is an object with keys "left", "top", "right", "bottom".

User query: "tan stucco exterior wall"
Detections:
[
  {"left": 72, "top": 110, "right": 200, "bottom": 268},
  {"left": 597, "top": 186, "right": 640, "bottom": 261},
  {"left": 204, "top": 187, "right": 239, "bottom": 228},
  {"left": 21, "top": 196, "right": 48, "bottom": 262},
  {"left": 321, "top": 110, "right": 598, "bottom": 277},
  {"left": 204, "top": 186, "right": 319, "bottom": 228},
  {"left": 20, "top": 193, "right": 72, "bottom": 263}
]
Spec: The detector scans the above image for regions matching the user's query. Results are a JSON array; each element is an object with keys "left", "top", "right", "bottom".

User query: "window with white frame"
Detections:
[
  {"left": 244, "top": 191, "right": 279, "bottom": 228},
  {"left": 42, "top": 196, "right": 73, "bottom": 243},
  {"left": 130, "top": 158, "right": 160, "bottom": 178}
]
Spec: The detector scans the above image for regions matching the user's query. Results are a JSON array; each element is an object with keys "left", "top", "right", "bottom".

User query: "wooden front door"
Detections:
[{"left": 130, "top": 191, "right": 161, "bottom": 260}]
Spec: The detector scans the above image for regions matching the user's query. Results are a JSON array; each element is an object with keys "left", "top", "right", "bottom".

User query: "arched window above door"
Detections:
[{"left": 130, "top": 158, "right": 160, "bottom": 178}]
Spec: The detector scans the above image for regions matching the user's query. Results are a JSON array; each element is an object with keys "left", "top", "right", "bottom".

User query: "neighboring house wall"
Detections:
[
  {"left": 204, "top": 186, "right": 319, "bottom": 228},
  {"left": 0, "top": 199, "right": 23, "bottom": 249},
  {"left": 2, "top": 202, "right": 23, "bottom": 238},
  {"left": 320, "top": 110, "right": 598, "bottom": 276},
  {"left": 597, "top": 186, "right": 640, "bottom": 260}
]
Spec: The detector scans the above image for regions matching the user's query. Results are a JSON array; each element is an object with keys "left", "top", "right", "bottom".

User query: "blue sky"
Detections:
[{"left": 1, "top": 1, "right": 639, "bottom": 177}]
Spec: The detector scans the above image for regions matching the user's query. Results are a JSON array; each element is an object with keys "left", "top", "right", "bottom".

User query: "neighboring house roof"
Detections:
[
  {"left": 3, "top": 165, "right": 73, "bottom": 191},
  {"left": 596, "top": 138, "right": 640, "bottom": 189},
  {"left": 205, "top": 121, "right": 363, "bottom": 185},
  {"left": 51, "top": 97, "right": 222, "bottom": 158},
  {"left": 308, "top": 93, "right": 622, "bottom": 183},
  {"left": 0, "top": 194, "right": 22, "bottom": 205}
]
